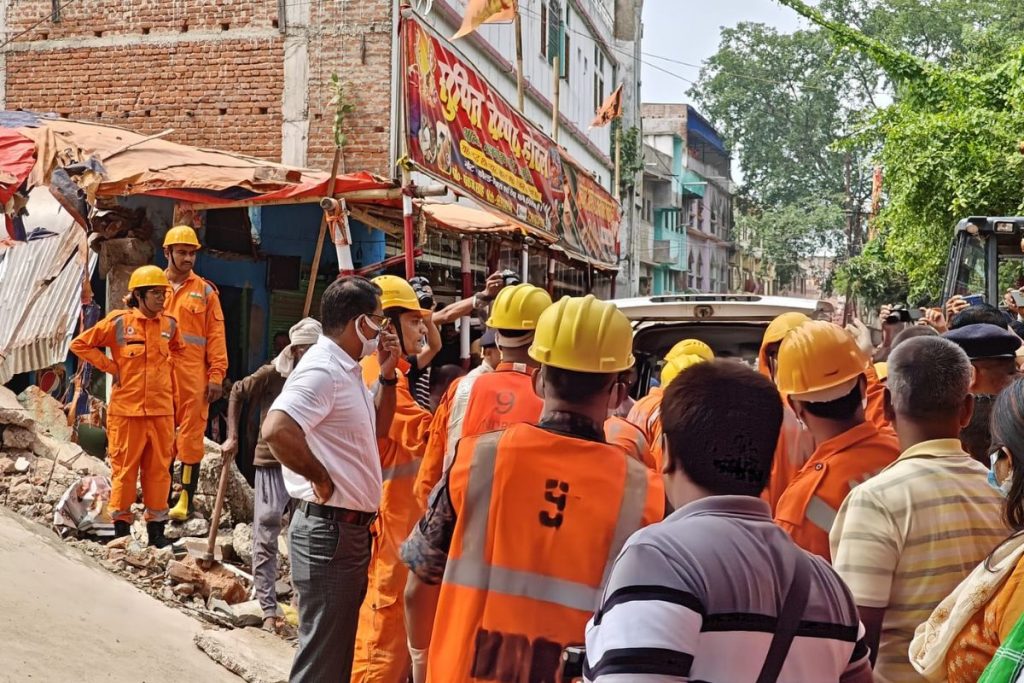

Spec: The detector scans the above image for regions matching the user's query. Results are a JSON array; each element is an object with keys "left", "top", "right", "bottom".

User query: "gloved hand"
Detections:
[{"left": 410, "top": 644, "right": 429, "bottom": 683}]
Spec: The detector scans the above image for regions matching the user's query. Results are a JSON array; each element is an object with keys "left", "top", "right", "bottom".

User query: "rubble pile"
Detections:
[{"left": 0, "top": 384, "right": 297, "bottom": 640}]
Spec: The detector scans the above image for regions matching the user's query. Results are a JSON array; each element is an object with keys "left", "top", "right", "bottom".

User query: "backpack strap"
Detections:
[{"left": 756, "top": 551, "right": 812, "bottom": 683}]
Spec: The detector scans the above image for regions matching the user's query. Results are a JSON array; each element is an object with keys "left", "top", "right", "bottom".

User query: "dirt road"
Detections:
[{"left": 0, "top": 508, "right": 241, "bottom": 683}]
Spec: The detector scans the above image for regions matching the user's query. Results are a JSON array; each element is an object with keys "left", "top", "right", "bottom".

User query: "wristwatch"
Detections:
[{"left": 379, "top": 373, "right": 398, "bottom": 387}]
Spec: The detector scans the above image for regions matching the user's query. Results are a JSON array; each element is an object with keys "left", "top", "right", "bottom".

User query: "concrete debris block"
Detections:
[
  {"left": 159, "top": 586, "right": 176, "bottom": 602},
  {"left": 3, "top": 426, "right": 36, "bottom": 450},
  {"left": 107, "top": 549, "right": 127, "bottom": 563},
  {"left": 194, "top": 628, "right": 294, "bottom": 683},
  {"left": 0, "top": 386, "right": 34, "bottom": 429},
  {"left": 230, "top": 600, "right": 265, "bottom": 628},
  {"left": 172, "top": 554, "right": 248, "bottom": 605},
  {"left": 275, "top": 579, "right": 292, "bottom": 600},
  {"left": 106, "top": 535, "right": 132, "bottom": 551},
  {"left": 0, "top": 457, "right": 16, "bottom": 475},
  {"left": 173, "top": 582, "right": 196, "bottom": 597},
  {"left": 192, "top": 448, "right": 254, "bottom": 525},
  {"left": 277, "top": 534, "right": 289, "bottom": 560},
  {"left": 207, "top": 596, "right": 233, "bottom": 619},
  {"left": 232, "top": 523, "right": 254, "bottom": 567},
  {"left": 14, "top": 456, "right": 31, "bottom": 473},
  {"left": 167, "top": 559, "right": 204, "bottom": 585},
  {"left": 165, "top": 517, "right": 211, "bottom": 540},
  {"left": 7, "top": 482, "right": 38, "bottom": 506},
  {"left": 16, "top": 387, "right": 72, "bottom": 441},
  {"left": 97, "top": 237, "right": 154, "bottom": 277}
]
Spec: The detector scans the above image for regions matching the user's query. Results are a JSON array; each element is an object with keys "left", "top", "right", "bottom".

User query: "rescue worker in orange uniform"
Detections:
[
  {"left": 627, "top": 339, "right": 714, "bottom": 470},
  {"left": 401, "top": 295, "right": 665, "bottom": 683},
  {"left": 70, "top": 266, "right": 185, "bottom": 546},
  {"left": 772, "top": 321, "right": 900, "bottom": 561},
  {"left": 413, "top": 284, "right": 553, "bottom": 509},
  {"left": 758, "top": 312, "right": 816, "bottom": 512},
  {"left": 352, "top": 275, "right": 434, "bottom": 683},
  {"left": 162, "top": 225, "right": 229, "bottom": 521}
]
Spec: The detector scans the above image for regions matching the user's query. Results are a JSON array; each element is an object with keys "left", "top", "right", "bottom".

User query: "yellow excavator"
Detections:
[{"left": 942, "top": 216, "right": 1024, "bottom": 306}]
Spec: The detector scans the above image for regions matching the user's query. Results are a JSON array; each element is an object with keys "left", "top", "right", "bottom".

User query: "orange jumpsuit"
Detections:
[
  {"left": 414, "top": 363, "right": 542, "bottom": 510},
  {"left": 757, "top": 317, "right": 815, "bottom": 513},
  {"left": 70, "top": 308, "right": 185, "bottom": 522},
  {"left": 353, "top": 355, "right": 433, "bottom": 683},
  {"left": 415, "top": 375, "right": 466, "bottom": 509},
  {"left": 165, "top": 272, "right": 228, "bottom": 464},
  {"left": 774, "top": 421, "right": 900, "bottom": 561},
  {"left": 604, "top": 415, "right": 656, "bottom": 470},
  {"left": 627, "top": 387, "right": 665, "bottom": 470}
]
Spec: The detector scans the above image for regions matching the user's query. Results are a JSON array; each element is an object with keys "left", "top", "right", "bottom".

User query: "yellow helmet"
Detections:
[
  {"left": 874, "top": 362, "right": 889, "bottom": 382},
  {"left": 372, "top": 275, "right": 424, "bottom": 313},
  {"left": 529, "top": 295, "right": 634, "bottom": 373},
  {"left": 128, "top": 265, "right": 170, "bottom": 291},
  {"left": 486, "top": 283, "right": 553, "bottom": 331},
  {"left": 162, "top": 225, "right": 201, "bottom": 249},
  {"left": 775, "top": 321, "right": 869, "bottom": 402},
  {"left": 661, "top": 353, "right": 706, "bottom": 387},
  {"left": 758, "top": 312, "right": 811, "bottom": 378},
  {"left": 666, "top": 338, "right": 714, "bottom": 363}
]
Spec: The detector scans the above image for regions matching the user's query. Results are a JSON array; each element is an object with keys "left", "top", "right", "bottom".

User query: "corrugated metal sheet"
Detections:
[{"left": 0, "top": 228, "right": 96, "bottom": 385}]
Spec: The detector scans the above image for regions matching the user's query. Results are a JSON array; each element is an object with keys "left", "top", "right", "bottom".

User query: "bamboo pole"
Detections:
[{"left": 303, "top": 146, "right": 342, "bottom": 317}]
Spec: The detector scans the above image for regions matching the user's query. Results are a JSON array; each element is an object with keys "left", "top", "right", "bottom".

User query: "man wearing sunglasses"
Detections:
[{"left": 262, "top": 276, "right": 400, "bottom": 683}]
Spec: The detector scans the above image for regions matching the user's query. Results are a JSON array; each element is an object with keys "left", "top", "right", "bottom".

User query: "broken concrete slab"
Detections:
[
  {"left": 172, "top": 554, "right": 248, "bottom": 604},
  {"left": 232, "top": 523, "right": 253, "bottom": 566},
  {"left": 229, "top": 599, "right": 265, "bottom": 628},
  {"left": 3, "top": 426, "right": 36, "bottom": 450},
  {"left": 192, "top": 447, "right": 253, "bottom": 525},
  {"left": 16, "top": 386, "right": 72, "bottom": 441},
  {"left": 165, "top": 517, "right": 211, "bottom": 540},
  {"left": 14, "top": 456, "right": 31, "bottom": 473},
  {"left": 0, "top": 386, "right": 34, "bottom": 429},
  {"left": 194, "top": 628, "right": 294, "bottom": 683}
]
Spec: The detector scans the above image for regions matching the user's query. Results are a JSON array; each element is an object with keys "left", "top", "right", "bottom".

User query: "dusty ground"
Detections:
[{"left": 0, "top": 508, "right": 242, "bottom": 683}]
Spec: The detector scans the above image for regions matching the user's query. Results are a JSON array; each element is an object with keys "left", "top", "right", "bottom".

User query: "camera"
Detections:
[
  {"left": 409, "top": 276, "right": 435, "bottom": 310},
  {"left": 559, "top": 645, "right": 585, "bottom": 683},
  {"left": 500, "top": 269, "right": 521, "bottom": 288},
  {"left": 884, "top": 305, "right": 921, "bottom": 325}
]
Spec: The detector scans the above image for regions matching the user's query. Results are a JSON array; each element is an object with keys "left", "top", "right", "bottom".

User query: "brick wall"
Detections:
[
  {"left": 4, "top": 1, "right": 285, "bottom": 161},
  {"left": 305, "top": 0, "right": 395, "bottom": 175},
  {"left": 2, "top": 0, "right": 398, "bottom": 174}
]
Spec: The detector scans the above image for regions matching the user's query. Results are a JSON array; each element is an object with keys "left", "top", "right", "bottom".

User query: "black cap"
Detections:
[
  {"left": 944, "top": 323, "right": 1022, "bottom": 359},
  {"left": 480, "top": 327, "right": 497, "bottom": 348}
]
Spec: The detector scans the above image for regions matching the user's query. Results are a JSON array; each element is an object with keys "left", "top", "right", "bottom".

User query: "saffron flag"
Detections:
[
  {"left": 590, "top": 84, "right": 623, "bottom": 128},
  {"left": 451, "top": 0, "right": 517, "bottom": 41}
]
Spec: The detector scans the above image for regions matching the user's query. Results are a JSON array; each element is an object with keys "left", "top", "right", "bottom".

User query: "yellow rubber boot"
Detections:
[{"left": 168, "top": 464, "right": 197, "bottom": 521}]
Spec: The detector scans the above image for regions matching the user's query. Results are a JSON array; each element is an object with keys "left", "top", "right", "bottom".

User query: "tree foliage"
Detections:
[{"left": 779, "top": 0, "right": 1024, "bottom": 303}]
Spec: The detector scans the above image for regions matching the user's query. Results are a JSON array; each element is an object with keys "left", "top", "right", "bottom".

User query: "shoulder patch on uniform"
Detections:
[{"left": 201, "top": 277, "right": 219, "bottom": 294}]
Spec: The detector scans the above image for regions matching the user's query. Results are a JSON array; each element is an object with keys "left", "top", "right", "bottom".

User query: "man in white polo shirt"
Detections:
[{"left": 262, "top": 275, "right": 401, "bottom": 683}]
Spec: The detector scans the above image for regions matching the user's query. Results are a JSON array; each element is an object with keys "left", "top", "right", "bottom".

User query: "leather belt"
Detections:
[{"left": 297, "top": 500, "right": 377, "bottom": 526}]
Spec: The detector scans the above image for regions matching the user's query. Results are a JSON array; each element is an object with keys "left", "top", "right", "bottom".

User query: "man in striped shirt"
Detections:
[
  {"left": 830, "top": 336, "right": 1010, "bottom": 683},
  {"left": 585, "top": 361, "right": 873, "bottom": 682}
]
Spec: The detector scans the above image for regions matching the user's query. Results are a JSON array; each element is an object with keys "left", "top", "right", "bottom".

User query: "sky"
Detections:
[{"left": 640, "top": 0, "right": 805, "bottom": 105}]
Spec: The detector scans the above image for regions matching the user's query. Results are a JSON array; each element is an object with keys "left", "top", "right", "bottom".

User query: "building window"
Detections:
[
  {"left": 688, "top": 252, "right": 695, "bottom": 288},
  {"left": 593, "top": 46, "right": 606, "bottom": 112},
  {"left": 540, "top": 3, "right": 548, "bottom": 58},
  {"left": 563, "top": 31, "right": 571, "bottom": 81}
]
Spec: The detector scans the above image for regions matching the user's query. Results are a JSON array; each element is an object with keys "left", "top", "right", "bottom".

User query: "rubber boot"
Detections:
[
  {"left": 113, "top": 520, "right": 130, "bottom": 539},
  {"left": 168, "top": 463, "right": 197, "bottom": 521},
  {"left": 146, "top": 520, "right": 172, "bottom": 549}
]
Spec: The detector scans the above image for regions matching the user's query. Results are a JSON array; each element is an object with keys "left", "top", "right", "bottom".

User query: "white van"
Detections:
[{"left": 611, "top": 293, "right": 835, "bottom": 396}]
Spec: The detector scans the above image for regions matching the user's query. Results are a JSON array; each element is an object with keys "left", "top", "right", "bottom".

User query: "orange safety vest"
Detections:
[
  {"left": 774, "top": 421, "right": 900, "bottom": 561},
  {"left": 603, "top": 415, "right": 656, "bottom": 470},
  {"left": 762, "top": 405, "right": 815, "bottom": 514},
  {"left": 627, "top": 387, "right": 665, "bottom": 470},
  {"left": 165, "top": 271, "right": 228, "bottom": 390},
  {"left": 460, "top": 362, "right": 543, "bottom": 439},
  {"left": 416, "top": 375, "right": 466, "bottom": 509},
  {"left": 69, "top": 308, "right": 184, "bottom": 417},
  {"left": 864, "top": 363, "right": 891, "bottom": 432},
  {"left": 429, "top": 423, "right": 665, "bottom": 682},
  {"left": 354, "top": 354, "right": 433, "bottom": 682}
]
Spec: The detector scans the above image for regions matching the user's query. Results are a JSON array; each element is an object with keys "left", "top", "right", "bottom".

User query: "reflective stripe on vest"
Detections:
[
  {"left": 805, "top": 495, "right": 839, "bottom": 534},
  {"left": 382, "top": 457, "right": 422, "bottom": 482},
  {"left": 443, "top": 431, "right": 650, "bottom": 613},
  {"left": 167, "top": 317, "right": 177, "bottom": 338},
  {"left": 183, "top": 334, "right": 206, "bottom": 346},
  {"left": 647, "top": 406, "right": 661, "bottom": 435},
  {"left": 113, "top": 316, "right": 126, "bottom": 346}
]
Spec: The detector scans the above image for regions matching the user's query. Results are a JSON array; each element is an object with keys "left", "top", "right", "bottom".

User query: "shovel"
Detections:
[{"left": 189, "top": 450, "right": 234, "bottom": 570}]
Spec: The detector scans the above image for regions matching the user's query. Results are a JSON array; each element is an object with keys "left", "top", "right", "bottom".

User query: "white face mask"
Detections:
[{"left": 355, "top": 315, "right": 380, "bottom": 359}]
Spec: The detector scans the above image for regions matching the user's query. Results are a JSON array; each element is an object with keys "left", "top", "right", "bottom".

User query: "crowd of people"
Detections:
[{"left": 65, "top": 222, "right": 1024, "bottom": 682}]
